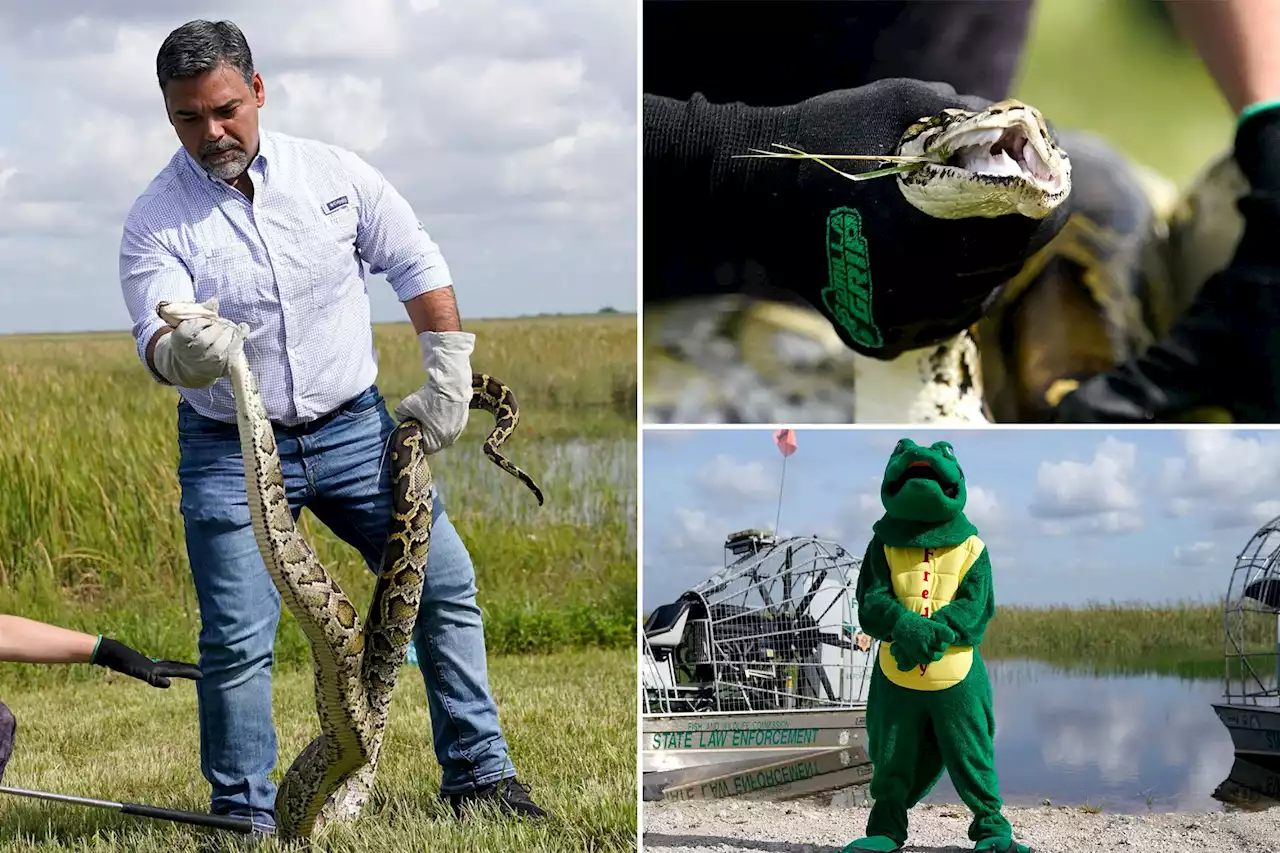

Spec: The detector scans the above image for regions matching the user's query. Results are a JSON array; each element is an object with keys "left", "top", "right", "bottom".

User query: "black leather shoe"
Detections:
[{"left": 446, "top": 778, "right": 547, "bottom": 819}]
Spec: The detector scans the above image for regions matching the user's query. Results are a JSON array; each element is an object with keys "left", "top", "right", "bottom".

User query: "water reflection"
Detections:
[
  {"left": 433, "top": 437, "right": 635, "bottom": 533},
  {"left": 643, "top": 658, "right": 1280, "bottom": 813},
  {"left": 652, "top": 747, "right": 872, "bottom": 803},
  {"left": 1212, "top": 754, "right": 1280, "bottom": 810},
  {"left": 921, "top": 659, "right": 1236, "bottom": 812}
]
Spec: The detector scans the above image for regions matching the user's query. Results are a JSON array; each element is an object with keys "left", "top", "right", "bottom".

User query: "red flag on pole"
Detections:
[{"left": 773, "top": 429, "right": 797, "bottom": 458}]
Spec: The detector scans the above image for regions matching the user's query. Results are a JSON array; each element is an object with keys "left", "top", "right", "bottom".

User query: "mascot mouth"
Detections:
[{"left": 887, "top": 461, "right": 960, "bottom": 499}]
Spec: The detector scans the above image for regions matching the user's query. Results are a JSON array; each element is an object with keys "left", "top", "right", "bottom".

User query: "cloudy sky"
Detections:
[
  {"left": 0, "top": 0, "right": 636, "bottom": 334},
  {"left": 642, "top": 428, "right": 1280, "bottom": 609}
]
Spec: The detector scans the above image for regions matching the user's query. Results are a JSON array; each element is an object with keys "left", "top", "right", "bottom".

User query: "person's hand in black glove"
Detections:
[
  {"left": 643, "top": 77, "right": 1072, "bottom": 360},
  {"left": 1054, "top": 102, "right": 1280, "bottom": 422},
  {"left": 0, "top": 615, "right": 201, "bottom": 688},
  {"left": 91, "top": 636, "right": 202, "bottom": 688}
]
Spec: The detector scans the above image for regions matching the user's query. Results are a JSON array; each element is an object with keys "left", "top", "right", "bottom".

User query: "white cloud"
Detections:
[
  {"left": 1029, "top": 437, "right": 1144, "bottom": 536},
  {"left": 645, "top": 503, "right": 786, "bottom": 609},
  {"left": 271, "top": 73, "right": 391, "bottom": 153},
  {"left": 694, "top": 454, "right": 777, "bottom": 503},
  {"left": 665, "top": 507, "right": 723, "bottom": 552},
  {"left": 965, "top": 485, "right": 1002, "bottom": 530},
  {"left": 1161, "top": 432, "right": 1280, "bottom": 529},
  {"left": 1173, "top": 540, "right": 1216, "bottom": 567},
  {"left": 837, "top": 478, "right": 887, "bottom": 539},
  {"left": 1038, "top": 692, "right": 1147, "bottom": 785},
  {"left": 0, "top": 0, "right": 636, "bottom": 333}
]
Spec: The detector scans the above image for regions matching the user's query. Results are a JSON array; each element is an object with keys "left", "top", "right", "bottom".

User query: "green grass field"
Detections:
[
  {"left": 0, "top": 313, "right": 638, "bottom": 851},
  {"left": 0, "top": 313, "right": 636, "bottom": 675},
  {"left": 0, "top": 649, "right": 636, "bottom": 853}
]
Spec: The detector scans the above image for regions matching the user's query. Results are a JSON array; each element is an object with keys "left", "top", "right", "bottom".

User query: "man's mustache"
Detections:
[{"left": 200, "top": 140, "right": 241, "bottom": 157}]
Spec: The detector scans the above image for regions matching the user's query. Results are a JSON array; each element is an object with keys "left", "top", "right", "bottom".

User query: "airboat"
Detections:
[
  {"left": 1211, "top": 514, "right": 1280, "bottom": 759},
  {"left": 641, "top": 529, "right": 877, "bottom": 801}
]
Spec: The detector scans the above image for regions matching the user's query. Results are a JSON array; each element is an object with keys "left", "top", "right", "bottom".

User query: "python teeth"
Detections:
[
  {"left": 944, "top": 126, "right": 1055, "bottom": 184},
  {"left": 944, "top": 127, "right": 1005, "bottom": 150}
]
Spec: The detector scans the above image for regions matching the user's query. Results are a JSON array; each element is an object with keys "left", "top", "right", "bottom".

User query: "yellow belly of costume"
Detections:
[
  {"left": 877, "top": 639, "right": 972, "bottom": 691},
  {"left": 877, "top": 535, "right": 983, "bottom": 692}
]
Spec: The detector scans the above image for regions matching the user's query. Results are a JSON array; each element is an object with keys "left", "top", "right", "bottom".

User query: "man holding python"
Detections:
[{"left": 117, "top": 19, "right": 543, "bottom": 834}]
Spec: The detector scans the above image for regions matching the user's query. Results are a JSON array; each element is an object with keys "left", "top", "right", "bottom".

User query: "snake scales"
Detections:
[{"left": 156, "top": 301, "right": 544, "bottom": 842}]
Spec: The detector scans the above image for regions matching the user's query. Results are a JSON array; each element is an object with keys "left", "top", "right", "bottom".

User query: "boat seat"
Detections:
[
  {"left": 1245, "top": 577, "right": 1280, "bottom": 611},
  {"left": 644, "top": 601, "right": 691, "bottom": 649}
]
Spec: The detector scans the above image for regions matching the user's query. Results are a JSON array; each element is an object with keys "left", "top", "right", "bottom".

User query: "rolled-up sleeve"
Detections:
[
  {"left": 119, "top": 217, "right": 195, "bottom": 383},
  {"left": 333, "top": 146, "right": 453, "bottom": 301}
]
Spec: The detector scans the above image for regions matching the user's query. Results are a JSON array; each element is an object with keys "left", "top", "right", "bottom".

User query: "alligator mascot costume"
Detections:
[{"left": 845, "top": 438, "right": 1027, "bottom": 853}]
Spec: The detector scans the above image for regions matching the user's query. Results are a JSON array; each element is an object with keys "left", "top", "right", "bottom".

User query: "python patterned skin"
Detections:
[{"left": 155, "top": 301, "right": 543, "bottom": 842}]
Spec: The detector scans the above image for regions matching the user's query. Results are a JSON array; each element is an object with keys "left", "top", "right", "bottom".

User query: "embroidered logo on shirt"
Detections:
[{"left": 324, "top": 196, "right": 349, "bottom": 214}]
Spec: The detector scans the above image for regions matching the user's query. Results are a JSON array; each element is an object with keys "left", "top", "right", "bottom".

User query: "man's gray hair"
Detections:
[{"left": 156, "top": 20, "right": 255, "bottom": 92}]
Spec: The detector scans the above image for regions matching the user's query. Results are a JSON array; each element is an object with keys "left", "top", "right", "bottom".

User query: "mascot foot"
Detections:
[
  {"left": 975, "top": 837, "right": 1031, "bottom": 853},
  {"left": 843, "top": 836, "right": 901, "bottom": 853}
]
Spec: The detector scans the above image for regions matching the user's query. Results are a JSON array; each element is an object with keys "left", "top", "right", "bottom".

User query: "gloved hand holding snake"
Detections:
[
  {"left": 643, "top": 77, "right": 1072, "bottom": 361},
  {"left": 1055, "top": 102, "right": 1280, "bottom": 423}
]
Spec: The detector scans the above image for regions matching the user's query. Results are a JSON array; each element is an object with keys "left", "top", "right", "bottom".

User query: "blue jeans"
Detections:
[{"left": 176, "top": 385, "right": 515, "bottom": 826}]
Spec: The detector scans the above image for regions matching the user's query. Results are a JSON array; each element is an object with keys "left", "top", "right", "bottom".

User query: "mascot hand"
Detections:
[
  {"left": 922, "top": 620, "right": 957, "bottom": 658},
  {"left": 888, "top": 611, "right": 936, "bottom": 670},
  {"left": 890, "top": 641, "right": 926, "bottom": 671}
]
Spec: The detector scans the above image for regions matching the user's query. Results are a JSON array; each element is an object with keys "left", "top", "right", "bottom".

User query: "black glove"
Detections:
[
  {"left": 643, "top": 77, "right": 1070, "bottom": 360},
  {"left": 1055, "top": 104, "right": 1280, "bottom": 422},
  {"left": 91, "top": 636, "right": 202, "bottom": 688}
]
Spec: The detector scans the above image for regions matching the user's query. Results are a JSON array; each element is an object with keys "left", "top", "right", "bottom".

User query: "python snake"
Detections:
[{"left": 156, "top": 301, "right": 543, "bottom": 842}]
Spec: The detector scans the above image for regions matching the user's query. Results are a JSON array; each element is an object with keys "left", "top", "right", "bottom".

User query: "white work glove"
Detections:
[
  {"left": 394, "top": 331, "right": 475, "bottom": 454},
  {"left": 152, "top": 297, "right": 246, "bottom": 388}
]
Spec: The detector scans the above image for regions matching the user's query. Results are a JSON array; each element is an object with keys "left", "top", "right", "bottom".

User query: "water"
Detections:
[
  {"left": 432, "top": 436, "right": 636, "bottom": 532},
  {"left": 920, "top": 659, "right": 1243, "bottom": 813},
  {"left": 403, "top": 436, "right": 636, "bottom": 670}
]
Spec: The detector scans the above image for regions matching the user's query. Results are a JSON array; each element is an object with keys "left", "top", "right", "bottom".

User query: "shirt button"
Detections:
[{"left": 282, "top": 300, "right": 291, "bottom": 310}]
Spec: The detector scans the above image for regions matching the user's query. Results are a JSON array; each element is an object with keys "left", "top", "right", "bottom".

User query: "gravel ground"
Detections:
[{"left": 642, "top": 799, "right": 1280, "bottom": 853}]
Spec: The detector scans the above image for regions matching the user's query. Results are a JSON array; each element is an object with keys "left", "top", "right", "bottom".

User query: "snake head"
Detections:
[
  {"left": 156, "top": 297, "right": 222, "bottom": 327},
  {"left": 896, "top": 99, "right": 1072, "bottom": 220}
]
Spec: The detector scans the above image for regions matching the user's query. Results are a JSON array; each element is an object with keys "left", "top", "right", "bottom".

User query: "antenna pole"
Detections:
[{"left": 774, "top": 454, "right": 788, "bottom": 536}]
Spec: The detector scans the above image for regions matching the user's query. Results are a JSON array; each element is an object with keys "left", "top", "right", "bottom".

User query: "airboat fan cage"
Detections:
[
  {"left": 642, "top": 530, "right": 878, "bottom": 715},
  {"left": 1223, "top": 515, "right": 1280, "bottom": 706}
]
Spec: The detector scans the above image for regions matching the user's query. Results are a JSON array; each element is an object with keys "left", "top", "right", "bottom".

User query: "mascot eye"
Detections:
[
  {"left": 938, "top": 443, "right": 955, "bottom": 458},
  {"left": 894, "top": 440, "right": 907, "bottom": 454}
]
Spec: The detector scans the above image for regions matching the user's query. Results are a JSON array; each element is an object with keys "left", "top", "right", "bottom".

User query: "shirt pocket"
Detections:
[
  {"left": 194, "top": 242, "right": 260, "bottom": 326},
  {"left": 300, "top": 202, "right": 360, "bottom": 308}
]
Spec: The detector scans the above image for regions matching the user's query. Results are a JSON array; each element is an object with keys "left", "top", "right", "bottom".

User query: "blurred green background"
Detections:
[{"left": 1014, "top": 0, "right": 1234, "bottom": 187}]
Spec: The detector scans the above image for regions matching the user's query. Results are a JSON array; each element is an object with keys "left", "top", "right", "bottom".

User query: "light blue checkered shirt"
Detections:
[{"left": 119, "top": 129, "right": 452, "bottom": 426}]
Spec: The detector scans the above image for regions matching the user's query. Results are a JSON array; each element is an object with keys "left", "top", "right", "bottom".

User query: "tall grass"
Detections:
[
  {"left": 0, "top": 314, "right": 636, "bottom": 686},
  {"left": 982, "top": 602, "right": 1275, "bottom": 678}
]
